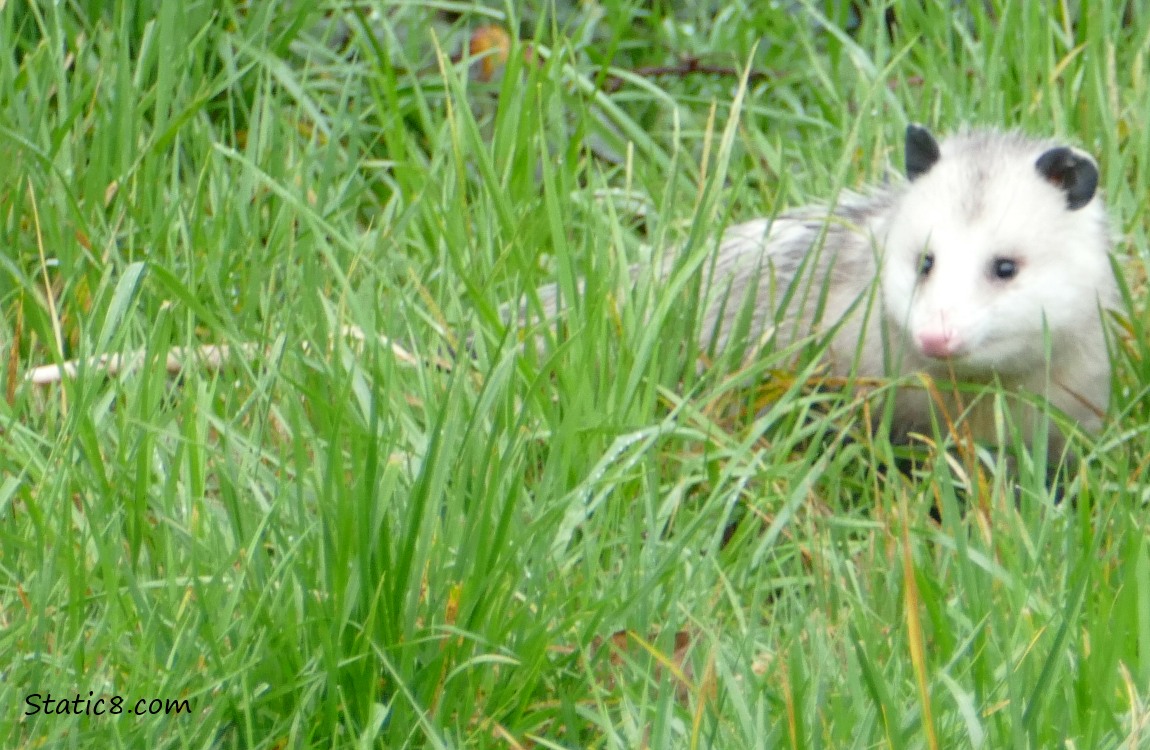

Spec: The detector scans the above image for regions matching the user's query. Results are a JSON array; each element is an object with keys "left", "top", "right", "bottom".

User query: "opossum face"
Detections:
[{"left": 880, "top": 126, "right": 1113, "bottom": 378}]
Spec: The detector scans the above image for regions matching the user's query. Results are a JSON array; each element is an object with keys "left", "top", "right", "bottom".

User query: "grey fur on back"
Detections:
[
  {"left": 514, "top": 190, "right": 898, "bottom": 356},
  {"left": 505, "top": 126, "right": 1118, "bottom": 455}
]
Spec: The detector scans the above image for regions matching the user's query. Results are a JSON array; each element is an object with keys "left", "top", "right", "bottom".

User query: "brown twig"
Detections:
[{"left": 604, "top": 56, "right": 772, "bottom": 93}]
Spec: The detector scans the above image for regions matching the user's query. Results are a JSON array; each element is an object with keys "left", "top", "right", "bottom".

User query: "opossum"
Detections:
[{"left": 519, "top": 125, "right": 1118, "bottom": 457}]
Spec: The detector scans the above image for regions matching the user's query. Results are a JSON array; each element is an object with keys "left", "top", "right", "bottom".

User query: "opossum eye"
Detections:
[
  {"left": 918, "top": 252, "right": 934, "bottom": 277},
  {"left": 991, "top": 257, "right": 1018, "bottom": 280}
]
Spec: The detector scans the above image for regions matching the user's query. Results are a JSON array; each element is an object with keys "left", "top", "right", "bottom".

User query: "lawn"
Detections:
[{"left": 1, "top": 1, "right": 1149, "bottom": 747}]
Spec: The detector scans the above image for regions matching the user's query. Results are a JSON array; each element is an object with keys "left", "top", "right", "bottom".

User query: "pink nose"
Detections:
[{"left": 917, "top": 330, "right": 961, "bottom": 359}]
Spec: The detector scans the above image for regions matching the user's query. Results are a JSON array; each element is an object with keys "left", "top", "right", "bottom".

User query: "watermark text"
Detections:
[{"left": 24, "top": 692, "right": 191, "bottom": 717}]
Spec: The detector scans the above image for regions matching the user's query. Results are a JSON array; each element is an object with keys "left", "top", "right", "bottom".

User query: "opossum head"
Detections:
[{"left": 879, "top": 125, "right": 1113, "bottom": 379}]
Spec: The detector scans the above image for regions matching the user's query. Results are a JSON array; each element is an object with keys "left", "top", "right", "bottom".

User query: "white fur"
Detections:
[
  {"left": 522, "top": 129, "right": 1118, "bottom": 454},
  {"left": 744, "top": 130, "right": 1115, "bottom": 451}
]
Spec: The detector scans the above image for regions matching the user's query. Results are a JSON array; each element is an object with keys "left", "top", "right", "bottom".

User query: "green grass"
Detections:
[{"left": 1, "top": 0, "right": 1148, "bottom": 747}]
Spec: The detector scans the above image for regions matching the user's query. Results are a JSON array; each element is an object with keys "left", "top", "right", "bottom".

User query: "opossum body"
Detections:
[{"left": 527, "top": 126, "right": 1117, "bottom": 454}]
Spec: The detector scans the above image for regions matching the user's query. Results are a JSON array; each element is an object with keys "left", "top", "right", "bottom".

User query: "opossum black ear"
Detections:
[
  {"left": 1035, "top": 147, "right": 1098, "bottom": 210},
  {"left": 905, "top": 124, "right": 941, "bottom": 180}
]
